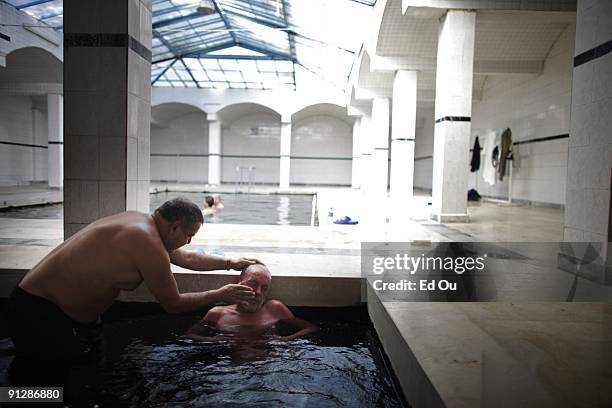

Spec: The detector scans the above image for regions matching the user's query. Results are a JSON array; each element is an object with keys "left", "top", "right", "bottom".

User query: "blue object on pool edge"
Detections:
[{"left": 334, "top": 216, "right": 359, "bottom": 225}]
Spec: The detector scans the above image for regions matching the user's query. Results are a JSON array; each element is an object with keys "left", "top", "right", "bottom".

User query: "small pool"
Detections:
[
  {"left": 0, "top": 305, "right": 405, "bottom": 407},
  {"left": 0, "top": 193, "right": 314, "bottom": 226}
]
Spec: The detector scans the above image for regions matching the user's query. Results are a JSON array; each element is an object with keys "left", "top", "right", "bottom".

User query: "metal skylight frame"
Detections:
[
  {"left": 5, "top": 0, "right": 371, "bottom": 91},
  {"left": 5, "top": 0, "right": 63, "bottom": 30}
]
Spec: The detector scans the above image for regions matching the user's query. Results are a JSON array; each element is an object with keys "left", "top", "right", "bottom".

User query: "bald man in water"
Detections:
[
  {"left": 7, "top": 198, "right": 258, "bottom": 383},
  {"left": 189, "top": 264, "right": 317, "bottom": 341}
]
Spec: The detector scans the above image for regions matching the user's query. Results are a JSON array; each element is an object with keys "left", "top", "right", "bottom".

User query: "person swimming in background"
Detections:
[
  {"left": 213, "top": 194, "right": 224, "bottom": 209},
  {"left": 202, "top": 195, "right": 216, "bottom": 216},
  {"left": 187, "top": 264, "right": 318, "bottom": 341}
]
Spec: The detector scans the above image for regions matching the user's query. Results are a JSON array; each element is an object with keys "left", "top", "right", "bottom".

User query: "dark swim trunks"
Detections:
[{"left": 6, "top": 285, "right": 105, "bottom": 385}]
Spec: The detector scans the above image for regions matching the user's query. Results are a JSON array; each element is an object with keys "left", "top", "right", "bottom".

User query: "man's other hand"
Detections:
[
  {"left": 229, "top": 258, "right": 262, "bottom": 270},
  {"left": 217, "top": 284, "right": 255, "bottom": 304}
]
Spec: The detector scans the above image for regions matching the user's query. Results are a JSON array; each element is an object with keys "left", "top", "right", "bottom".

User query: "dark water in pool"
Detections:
[
  {"left": 0, "top": 193, "right": 314, "bottom": 225},
  {"left": 81, "top": 311, "right": 402, "bottom": 407},
  {"left": 0, "top": 308, "right": 405, "bottom": 407}
]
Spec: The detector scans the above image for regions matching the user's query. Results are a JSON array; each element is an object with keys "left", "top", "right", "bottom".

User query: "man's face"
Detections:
[
  {"left": 168, "top": 222, "right": 201, "bottom": 251},
  {"left": 238, "top": 268, "right": 271, "bottom": 313}
]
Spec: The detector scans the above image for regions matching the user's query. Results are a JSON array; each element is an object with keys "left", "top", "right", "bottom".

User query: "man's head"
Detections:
[
  {"left": 204, "top": 196, "right": 214, "bottom": 209},
  {"left": 237, "top": 264, "right": 271, "bottom": 313},
  {"left": 154, "top": 198, "right": 204, "bottom": 251}
]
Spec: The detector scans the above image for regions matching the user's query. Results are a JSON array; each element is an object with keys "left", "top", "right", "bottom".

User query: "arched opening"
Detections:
[
  {"left": 0, "top": 47, "right": 62, "bottom": 186},
  {"left": 291, "top": 103, "right": 355, "bottom": 186},
  {"left": 217, "top": 103, "right": 282, "bottom": 185},
  {"left": 150, "top": 103, "right": 208, "bottom": 183}
]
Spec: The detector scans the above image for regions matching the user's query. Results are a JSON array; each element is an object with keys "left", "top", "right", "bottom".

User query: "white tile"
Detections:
[
  {"left": 99, "top": 180, "right": 126, "bottom": 216},
  {"left": 99, "top": 0, "right": 128, "bottom": 33},
  {"left": 64, "top": 92, "right": 98, "bottom": 136},
  {"left": 127, "top": 137, "right": 138, "bottom": 181},
  {"left": 137, "top": 137, "right": 150, "bottom": 181},
  {"left": 99, "top": 137, "right": 127, "bottom": 181},
  {"left": 98, "top": 91, "right": 127, "bottom": 137}
]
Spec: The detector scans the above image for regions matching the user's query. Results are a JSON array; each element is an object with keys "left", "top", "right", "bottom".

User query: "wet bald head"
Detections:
[{"left": 239, "top": 263, "right": 271, "bottom": 281}]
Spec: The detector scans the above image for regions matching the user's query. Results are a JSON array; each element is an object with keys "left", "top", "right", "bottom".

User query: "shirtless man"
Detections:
[
  {"left": 189, "top": 264, "right": 317, "bottom": 341},
  {"left": 7, "top": 198, "right": 258, "bottom": 382}
]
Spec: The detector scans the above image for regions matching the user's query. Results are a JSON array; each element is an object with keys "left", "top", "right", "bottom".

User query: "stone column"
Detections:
[
  {"left": 359, "top": 113, "right": 373, "bottom": 194},
  {"left": 47, "top": 93, "right": 63, "bottom": 188},
  {"left": 390, "top": 70, "right": 417, "bottom": 224},
  {"left": 279, "top": 115, "right": 291, "bottom": 189},
  {"left": 351, "top": 118, "right": 361, "bottom": 189},
  {"left": 560, "top": 0, "right": 612, "bottom": 284},
  {"left": 371, "top": 98, "right": 390, "bottom": 201},
  {"left": 63, "top": 0, "right": 152, "bottom": 237},
  {"left": 207, "top": 113, "right": 221, "bottom": 185},
  {"left": 430, "top": 10, "right": 475, "bottom": 222}
]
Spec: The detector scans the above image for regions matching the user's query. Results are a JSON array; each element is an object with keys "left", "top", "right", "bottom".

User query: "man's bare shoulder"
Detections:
[
  {"left": 112, "top": 213, "right": 160, "bottom": 243},
  {"left": 203, "top": 305, "right": 233, "bottom": 323},
  {"left": 263, "top": 299, "right": 294, "bottom": 319}
]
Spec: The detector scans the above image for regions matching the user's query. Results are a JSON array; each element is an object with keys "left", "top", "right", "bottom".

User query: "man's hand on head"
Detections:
[
  {"left": 216, "top": 283, "right": 255, "bottom": 304},
  {"left": 229, "top": 258, "right": 262, "bottom": 270}
]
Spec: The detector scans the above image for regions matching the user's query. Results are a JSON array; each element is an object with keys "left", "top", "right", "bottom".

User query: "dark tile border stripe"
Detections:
[
  {"left": 414, "top": 155, "right": 433, "bottom": 161},
  {"left": 64, "top": 33, "right": 152, "bottom": 63},
  {"left": 48, "top": 141, "right": 63, "bottom": 145},
  {"left": 0, "top": 32, "right": 10, "bottom": 42},
  {"left": 0, "top": 140, "right": 47, "bottom": 149},
  {"left": 393, "top": 138, "right": 415, "bottom": 141},
  {"left": 513, "top": 134, "right": 569, "bottom": 146},
  {"left": 574, "top": 39, "right": 612, "bottom": 67},
  {"left": 435, "top": 116, "right": 471, "bottom": 123}
]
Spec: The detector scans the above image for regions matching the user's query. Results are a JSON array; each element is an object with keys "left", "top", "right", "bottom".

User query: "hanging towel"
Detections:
[
  {"left": 482, "top": 131, "right": 497, "bottom": 186},
  {"left": 470, "top": 136, "right": 482, "bottom": 172},
  {"left": 498, "top": 128, "right": 513, "bottom": 181}
]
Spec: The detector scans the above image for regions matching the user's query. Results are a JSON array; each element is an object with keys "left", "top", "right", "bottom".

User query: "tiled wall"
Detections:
[
  {"left": 0, "top": 95, "right": 48, "bottom": 185},
  {"left": 291, "top": 115, "right": 352, "bottom": 185},
  {"left": 469, "top": 24, "right": 575, "bottom": 205},
  {"left": 150, "top": 112, "right": 208, "bottom": 183},
  {"left": 150, "top": 109, "right": 354, "bottom": 185},
  {"left": 563, "top": 0, "right": 612, "bottom": 246},
  {"left": 413, "top": 23, "right": 575, "bottom": 205}
]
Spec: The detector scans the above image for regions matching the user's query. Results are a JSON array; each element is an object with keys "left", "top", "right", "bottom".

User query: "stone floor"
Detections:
[{"left": 0, "top": 183, "right": 62, "bottom": 209}]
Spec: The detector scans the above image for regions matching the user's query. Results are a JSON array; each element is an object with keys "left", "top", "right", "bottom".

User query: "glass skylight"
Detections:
[{"left": 5, "top": 0, "right": 374, "bottom": 92}]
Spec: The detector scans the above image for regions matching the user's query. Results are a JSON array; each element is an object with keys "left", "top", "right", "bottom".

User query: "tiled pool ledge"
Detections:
[
  {"left": 0, "top": 250, "right": 362, "bottom": 302},
  {"left": 367, "top": 284, "right": 612, "bottom": 408}
]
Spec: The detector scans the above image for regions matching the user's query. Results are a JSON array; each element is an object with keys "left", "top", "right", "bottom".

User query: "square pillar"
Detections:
[
  {"left": 47, "top": 93, "right": 63, "bottom": 188},
  {"left": 359, "top": 113, "right": 373, "bottom": 194},
  {"left": 371, "top": 98, "right": 390, "bottom": 200},
  {"left": 64, "top": 0, "right": 152, "bottom": 237},
  {"left": 351, "top": 118, "right": 361, "bottom": 189},
  {"left": 390, "top": 70, "right": 417, "bottom": 224},
  {"left": 559, "top": 0, "right": 612, "bottom": 284},
  {"left": 430, "top": 10, "right": 476, "bottom": 223},
  {"left": 207, "top": 113, "right": 221, "bottom": 185},
  {"left": 279, "top": 115, "right": 291, "bottom": 189}
]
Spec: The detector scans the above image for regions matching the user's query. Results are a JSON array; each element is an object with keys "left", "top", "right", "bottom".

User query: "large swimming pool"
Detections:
[
  {"left": 151, "top": 192, "right": 314, "bottom": 226},
  {"left": 0, "top": 193, "right": 314, "bottom": 226}
]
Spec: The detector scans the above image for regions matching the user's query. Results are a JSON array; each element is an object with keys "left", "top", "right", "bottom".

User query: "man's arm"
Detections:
[
  {"left": 280, "top": 318, "right": 319, "bottom": 340},
  {"left": 137, "top": 240, "right": 255, "bottom": 313},
  {"left": 186, "top": 308, "right": 224, "bottom": 340},
  {"left": 266, "top": 300, "right": 319, "bottom": 340},
  {"left": 169, "top": 248, "right": 260, "bottom": 271}
]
